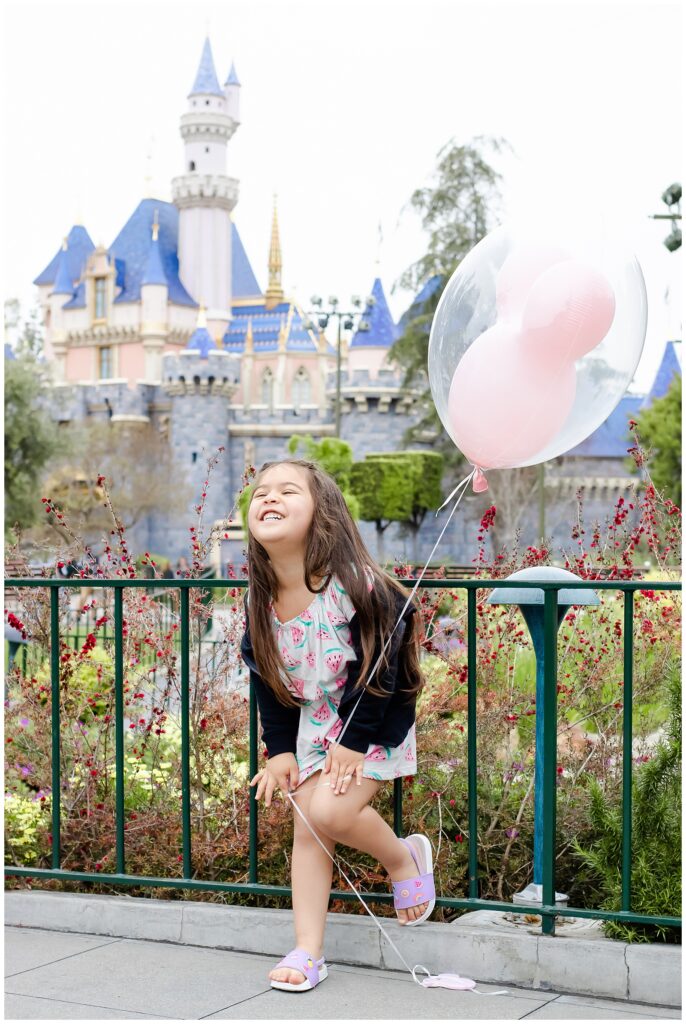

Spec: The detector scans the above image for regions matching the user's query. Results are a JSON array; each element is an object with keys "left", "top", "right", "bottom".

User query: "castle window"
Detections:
[
  {"left": 189, "top": 160, "right": 196, "bottom": 171},
  {"left": 205, "top": 99, "right": 210, "bottom": 105},
  {"left": 205, "top": 146, "right": 209, "bottom": 153},
  {"left": 192, "top": 452, "right": 197, "bottom": 463},
  {"left": 292, "top": 367, "right": 311, "bottom": 407},
  {"left": 261, "top": 367, "right": 274, "bottom": 410},
  {"left": 94, "top": 277, "right": 107, "bottom": 320},
  {"left": 99, "top": 346, "right": 112, "bottom": 379}
]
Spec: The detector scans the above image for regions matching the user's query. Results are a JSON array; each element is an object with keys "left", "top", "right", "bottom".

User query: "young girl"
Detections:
[{"left": 242, "top": 458, "right": 436, "bottom": 992}]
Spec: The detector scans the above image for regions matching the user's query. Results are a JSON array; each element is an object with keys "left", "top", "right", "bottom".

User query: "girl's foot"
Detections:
[
  {"left": 269, "top": 949, "right": 322, "bottom": 986},
  {"left": 389, "top": 836, "right": 431, "bottom": 924}
]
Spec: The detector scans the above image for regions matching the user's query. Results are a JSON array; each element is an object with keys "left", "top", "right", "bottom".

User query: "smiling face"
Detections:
[{"left": 247, "top": 463, "right": 315, "bottom": 554}]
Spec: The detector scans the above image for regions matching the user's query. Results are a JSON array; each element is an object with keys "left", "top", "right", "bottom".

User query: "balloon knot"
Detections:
[{"left": 472, "top": 467, "right": 489, "bottom": 493}]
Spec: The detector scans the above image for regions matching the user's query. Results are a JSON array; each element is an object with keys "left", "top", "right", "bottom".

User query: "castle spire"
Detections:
[
  {"left": 225, "top": 61, "right": 241, "bottom": 86},
  {"left": 265, "top": 195, "right": 284, "bottom": 309},
  {"left": 189, "top": 37, "right": 223, "bottom": 97},
  {"left": 185, "top": 300, "right": 215, "bottom": 358}
]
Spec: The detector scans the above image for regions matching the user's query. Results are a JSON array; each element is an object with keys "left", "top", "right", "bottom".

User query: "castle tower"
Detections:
[
  {"left": 172, "top": 37, "right": 240, "bottom": 333},
  {"left": 161, "top": 305, "right": 240, "bottom": 560}
]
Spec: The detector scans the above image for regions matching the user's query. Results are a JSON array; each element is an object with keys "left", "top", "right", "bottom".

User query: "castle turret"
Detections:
[
  {"left": 185, "top": 304, "right": 216, "bottom": 358},
  {"left": 140, "top": 214, "right": 169, "bottom": 381},
  {"left": 172, "top": 37, "right": 239, "bottom": 331},
  {"left": 347, "top": 277, "right": 398, "bottom": 381},
  {"left": 223, "top": 61, "right": 241, "bottom": 123}
]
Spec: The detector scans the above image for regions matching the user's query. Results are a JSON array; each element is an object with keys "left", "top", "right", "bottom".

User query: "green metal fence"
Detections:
[{"left": 4, "top": 576, "right": 682, "bottom": 937}]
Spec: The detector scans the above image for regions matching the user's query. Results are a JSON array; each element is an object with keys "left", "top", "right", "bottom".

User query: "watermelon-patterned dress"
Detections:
[{"left": 270, "top": 571, "right": 417, "bottom": 788}]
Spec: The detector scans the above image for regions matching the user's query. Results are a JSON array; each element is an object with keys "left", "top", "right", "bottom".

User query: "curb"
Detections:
[{"left": 4, "top": 891, "right": 681, "bottom": 1008}]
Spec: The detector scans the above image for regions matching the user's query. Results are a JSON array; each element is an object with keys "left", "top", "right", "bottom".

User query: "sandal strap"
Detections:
[
  {"left": 275, "top": 947, "right": 325, "bottom": 985},
  {"left": 392, "top": 871, "right": 436, "bottom": 909}
]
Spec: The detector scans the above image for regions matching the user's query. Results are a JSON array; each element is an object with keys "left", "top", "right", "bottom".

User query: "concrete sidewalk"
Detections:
[{"left": 4, "top": 926, "right": 680, "bottom": 1020}]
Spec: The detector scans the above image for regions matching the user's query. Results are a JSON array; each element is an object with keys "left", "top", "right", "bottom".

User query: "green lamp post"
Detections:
[{"left": 488, "top": 566, "right": 599, "bottom": 905}]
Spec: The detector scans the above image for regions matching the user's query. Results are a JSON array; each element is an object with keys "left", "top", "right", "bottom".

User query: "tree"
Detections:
[
  {"left": 4, "top": 355, "right": 63, "bottom": 537},
  {"left": 364, "top": 451, "right": 444, "bottom": 562},
  {"left": 287, "top": 434, "right": 360, "bottom": 519},
  {"left": 388, "top": 134, "right": 510, "bottom": 467},
  {"left": 349, "top": 451, "right": 443, "bottom": 564},
  {"left": 37, "top": 420, "right": 191, "bottom": 545},
  {"left": 627, "top": 375, "right": 681, "bottom": 507},
  {"left": 350, "top": 458, "right": 413, "bottom": 565}
]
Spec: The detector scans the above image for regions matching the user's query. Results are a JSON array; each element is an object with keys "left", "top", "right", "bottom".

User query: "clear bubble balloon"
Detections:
[{"left": 428, "top": 221, "right": 648, "bottom": 471}]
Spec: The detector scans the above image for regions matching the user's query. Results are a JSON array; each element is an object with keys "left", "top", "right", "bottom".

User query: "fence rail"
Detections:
[{"left": 4, "top": 575, "right": 682, "bottom": 936}]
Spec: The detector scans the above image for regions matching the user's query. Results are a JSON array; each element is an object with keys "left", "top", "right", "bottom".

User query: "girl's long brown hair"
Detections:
[{"left": 245, "top": 458, "right": 425, "bottom": 709}]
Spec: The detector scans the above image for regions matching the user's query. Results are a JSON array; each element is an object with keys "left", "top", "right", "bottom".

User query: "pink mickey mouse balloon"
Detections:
[{"left": 428, "top": 222, "right": 647, "bottom": 472}]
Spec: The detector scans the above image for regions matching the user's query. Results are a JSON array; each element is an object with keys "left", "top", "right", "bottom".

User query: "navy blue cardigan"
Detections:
[{"left": 240, "top": 588, "right": 418, "bottom": 758}]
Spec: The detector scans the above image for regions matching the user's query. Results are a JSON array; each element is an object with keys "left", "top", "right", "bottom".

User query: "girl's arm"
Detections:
[{"left": 240, "top": 612, "right": 300, "bottom": 758}]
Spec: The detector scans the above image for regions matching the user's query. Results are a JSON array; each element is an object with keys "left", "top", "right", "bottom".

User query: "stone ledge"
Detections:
[{"left": 3, "top": 891, "right": 681, "bottom": 1008}]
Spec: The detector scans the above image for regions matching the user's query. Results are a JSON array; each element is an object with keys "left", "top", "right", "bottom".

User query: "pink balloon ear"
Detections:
[
  {"left": 520, "top": 260, "right": 616, "bottom": 363},
  {"left": 472, "top": 468, "right": 489, "bottom": 492},
  {"left": 495, "top": 243, "right": 571, "bottom": 319}
]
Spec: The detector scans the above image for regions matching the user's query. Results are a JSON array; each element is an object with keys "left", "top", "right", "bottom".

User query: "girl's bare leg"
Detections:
[
  {"left": 306, "top": 778, "right": 431, "bottom": 926},
  {"left": 269, "top": 773, "right": 429, "bottom": 986},
  {"left": 268, "top": 771, "right": 336, "bottom": 986}
]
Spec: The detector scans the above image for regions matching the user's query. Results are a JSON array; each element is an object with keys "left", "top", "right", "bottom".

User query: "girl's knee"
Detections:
[{"left": 307, "top": 790, "right": 351, "bottom": 837}]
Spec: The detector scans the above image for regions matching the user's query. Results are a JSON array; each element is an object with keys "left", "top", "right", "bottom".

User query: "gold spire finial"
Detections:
[
  {"left": 245, "top": 316, "right": 254, "bottom": 353},
  {"left": 265, "top": 194, "right": 284, "bottom": 309},
  {"left": 152, "top": 209, "right": 159, "bottom": 242},
  {"left": 197, "top": 301, "right": 207, "bottom": 328}
]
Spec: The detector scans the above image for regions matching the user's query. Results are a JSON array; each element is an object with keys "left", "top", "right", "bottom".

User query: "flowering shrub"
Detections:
[{"left": 4, "top": 433, "right": 681, "bottom": 938}]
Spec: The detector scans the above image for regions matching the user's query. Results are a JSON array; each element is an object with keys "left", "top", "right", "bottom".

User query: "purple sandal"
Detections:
[
  {"left": 270, "top": 947, "right": 328, "bottom": 991},
  {"left": 392, "top": 833, "right": 436, "bottom": 927}
]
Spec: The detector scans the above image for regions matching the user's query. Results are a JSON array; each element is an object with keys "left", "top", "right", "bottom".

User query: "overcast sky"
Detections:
[{"left": 2, "top": 0, "right": 682, "bottom": 393}]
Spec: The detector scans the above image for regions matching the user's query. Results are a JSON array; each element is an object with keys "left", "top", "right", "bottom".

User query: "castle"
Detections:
[{"left": 29, "top": 37, "right": 681, "bottom": 570}]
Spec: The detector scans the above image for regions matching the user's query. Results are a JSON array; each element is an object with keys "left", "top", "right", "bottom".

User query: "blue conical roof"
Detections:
[
  {"left": 34, "top": 224, "right": 95, "bottom": 287},
  {"left": 641, "top": 340, "right": 682, "bottom": 408},
  {"left": 186, "top": 325, "right": 216, "bottom": 358},
  {"left": 189, "top": 37, "right": 223, "bottom": 97},
  {"left": 141, "top": 229, "right": 168, "bottom": 287},
  {"left": 225, "top": 61, "right": 240, "bottom": 86},
  {"left": 397, "top": 274, "right": 444, "bottom": 334},
  {"left": 350, "top": 277, "right": 398, "bottom": 347},
  {"left": 51, "top": 246, "right": 75, "bottom": 297}
]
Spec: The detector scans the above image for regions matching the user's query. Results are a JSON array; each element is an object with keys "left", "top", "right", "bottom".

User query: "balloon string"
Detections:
[
  {"left": 437, "top": 465, "right": 481, "bottom": 514},
  {"left": 283, "top": 468, "right": 510, "bottom": 994},
  {"left": 287, "top": 785, "right": 506, "bottom": 993}
]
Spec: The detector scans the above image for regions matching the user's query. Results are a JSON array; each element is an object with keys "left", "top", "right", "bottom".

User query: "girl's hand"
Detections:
[
  {"left": 250, "top": 752, "right": 299, "bottom": 807},
  {"left": 324, "top": 743, "right": 365, "bottom": 794}
]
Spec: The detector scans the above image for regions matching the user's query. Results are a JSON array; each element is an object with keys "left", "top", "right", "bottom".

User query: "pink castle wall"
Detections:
[
  {"left": 65, "top": 347, "right": 94, "bottom": 381},
  {"left": 118, "top": 344, "right": 146, "bottom": 381}
]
